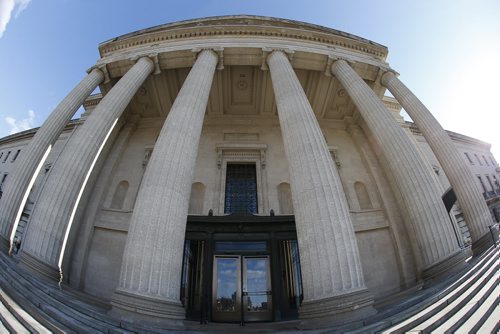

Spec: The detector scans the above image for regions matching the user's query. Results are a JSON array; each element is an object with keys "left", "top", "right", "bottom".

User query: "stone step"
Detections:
[
  {"left": 347, "top": 246, "right": 497, "bottom": 334},
  {"left": 0, "top": 287, "right": 51, "bottom": 333},
  {"left": 414, "top": 259, "right": 498, "bottom": 333},
  {"left": 477, "top": 302, "right": 500, "bottom": 333},
  {"left": 364, "top": 247, "right": 491, "bottom": 328},
  {"left": 0, "top": 268, "right": 74, "bottom": 333},
  {"left": 379, "top": 249, "right": 497, "bottom": 333},
  {"left": 15, "top": 274, "right": 128, "bottom": 331},
  {"left": 454, "top": 283, "right": 500, "bottom": 334},
  {"left": 0, "top": 276, "right": 108, "bottom": 333},
  {"left": 0, "top": 320, "right": 9, "bottom": 334},
  {"left": 0, "top": 243, "right": 496, "bottom": 333},
  {"left": 0, "top": 292, "right": 29, "bottom": 334},
  {"left": 0, "top": 254, "right": 135, "bottom": 333}
]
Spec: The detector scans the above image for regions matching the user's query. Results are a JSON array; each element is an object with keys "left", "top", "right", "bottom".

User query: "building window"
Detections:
[
  {"left": 354, "top": 181, "right": 373, "bottom": 210},
  {"left": 0, "top": 174, "right": 6, "bottom": 199},
  {"left": 482, "top": 155, "right": 489, "bottom": 166},
  {"left": 474, "top": 154, "right": 482, "bottom": 166},
  {"left": 0, "top": 152, "right": 3, "bottom": 161},
  {"left": 486, "top": 175, "right": 494, "bottom": 191},
  {"left": 216, "top": 143, "right": 267, "bottom": 215},
  {"left": 3, "top": 151, "right": 10, "bottom": 163},
  {"left": 491, "top": 156, "right": 497, "bottom": 166},
  {"left": 0, "top": 174, "right": 7, "bottom": 189},
  {"left": 477, "top": 176, "right": 487, "bottom": 193},
  {"left": 464, "top": 152, "right": 473, "bottom": 164},
  {"left": 493, "top": 175, "right": 499, "bottom": 189},
  {"left": 224, "top": 163, "right": 258, "bottom": 215},
  {"left": 11, "top": 149, "right": 20, "bottom": 162}
]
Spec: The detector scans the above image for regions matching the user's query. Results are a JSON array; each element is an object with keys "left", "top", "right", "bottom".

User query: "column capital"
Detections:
[
  {"left": 147, "top": 53, "right": 161, "bottom": 75},
  {"left": 328, "top": 55, "right": 355, "bottom": 66},
  {"left": 190, "top": 48, "right": 219, "bottom": 68},
  {"left": 265, "top": 48, "right": 295, "bottom": 63},
  {"left": 85, "top": 65, "right": 104, "bottom": 77},
  {"left": 380, "top": 68, "right": 399, "bottom": 86},
  {"left": 329, "top": 56, "right": 356, "bottom": 77},
  {"left": 95, "top": 64, "right": 110, "bottom": 84}
]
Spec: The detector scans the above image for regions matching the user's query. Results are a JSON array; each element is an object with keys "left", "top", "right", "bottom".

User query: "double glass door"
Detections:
[{"left": 212, "top": 255, "right": 272, "bottom": 322}]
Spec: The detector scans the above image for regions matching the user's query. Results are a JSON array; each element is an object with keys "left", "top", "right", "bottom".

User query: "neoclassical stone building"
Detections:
[{"left": 0, "top": 16, "right": 498, "bottom": 327}]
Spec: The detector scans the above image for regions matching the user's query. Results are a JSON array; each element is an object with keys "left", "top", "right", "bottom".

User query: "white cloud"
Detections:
[
  {"left": 5, "top": 109, "right": 35, "bottom": 134},
  {"left": 0, "top": 0, "right": 31, "bottom": 38}
]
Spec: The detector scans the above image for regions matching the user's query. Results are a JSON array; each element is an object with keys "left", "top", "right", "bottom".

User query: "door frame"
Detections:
[
  {"left": 211, "top": 254, "right": 273, "bottom": 323},
  {"left": 184, "top": 215, "right": 300, "bottom": 323}
]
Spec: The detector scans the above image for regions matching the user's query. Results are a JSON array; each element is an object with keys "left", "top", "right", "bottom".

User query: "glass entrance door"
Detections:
[
  {"left": 212, "top": 255, "right": 272, "bottom": 322},
  {"left": 213, "top": 256, "right": 241, "bottom": 322},
  {"left": 242, "top": 256, "right": 272, "bottom": 321}
]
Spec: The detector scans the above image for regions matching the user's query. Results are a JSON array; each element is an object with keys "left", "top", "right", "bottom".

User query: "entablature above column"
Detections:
[{"left": 96, "top": 45, "right": 390, "bottom": 84}]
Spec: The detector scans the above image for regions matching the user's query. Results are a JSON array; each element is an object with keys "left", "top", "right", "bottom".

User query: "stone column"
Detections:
[
  {"left": 111, "top": 50, "right": 218, "bottom": 320},
  {"left": 267, "top": 50, "right": 374, "bottom": 325},
  {"left": 0, "top": 69, "right": 103, "bottom": 253},
  {"left": 381, "top": 71, "right": 493, "bottom": 251},
  {"left": 332, "top": 59, "right": 464, "bottom": 278},
  {"left": 20, "top": 57, "right": 154, "bottom": 280}
]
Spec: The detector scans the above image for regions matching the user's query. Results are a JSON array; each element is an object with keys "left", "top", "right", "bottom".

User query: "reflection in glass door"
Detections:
[
  {"left": 212, "top": 255, "right": 272, "bottom": 322},
  {"left": 243, "top": 256, "right": 272, "bottom": 321},
  {"left": 213, "top": 256, "right": 241, "bottom": 322}
]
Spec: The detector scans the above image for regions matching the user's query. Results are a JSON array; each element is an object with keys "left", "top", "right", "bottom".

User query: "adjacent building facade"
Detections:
[{"left": 0, "top": 16, "right": 498, "bottom": 327}]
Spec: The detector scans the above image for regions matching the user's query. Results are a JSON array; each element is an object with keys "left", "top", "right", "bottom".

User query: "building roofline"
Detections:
[
  {"left": 0, "top": 120, "right": 81, "bottom": 146},
  {"left": 407, "top": 121, "right": 491, "bottom": 149},
  {"left": 98, "top": 15, "right": 388, "bottom": 60}
]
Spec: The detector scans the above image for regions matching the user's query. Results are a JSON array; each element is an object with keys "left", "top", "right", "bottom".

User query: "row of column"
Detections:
[{"left": 0, "top": 48, "right": 493, "bottom": 322}]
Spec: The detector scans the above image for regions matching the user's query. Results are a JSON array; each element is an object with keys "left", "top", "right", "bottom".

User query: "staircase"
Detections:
[
  {"left": 0, "top": 246, "right": 498, "bottom": 333},
  {"left": 348, "top": 246, "right": 499, "bottom": 334}
]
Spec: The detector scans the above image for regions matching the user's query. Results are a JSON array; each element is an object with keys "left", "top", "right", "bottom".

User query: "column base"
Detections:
[
  {"left": 422, "top": 248, "right": 469, "bottom": 286},
  {"left": 19, "top": 251, "right": 61, "bottom": 282},
  {"left": 0, "top": 235, "right": 10, "bottom": 254},
  {"left": 471, "top": 231, "right": 495, "bottom": 256},
  {"left": 110, "top": 289, "right": 185, "bottom": 327},
  {"left": 298, "top": 288, "right": 376, "bottom": 329}
]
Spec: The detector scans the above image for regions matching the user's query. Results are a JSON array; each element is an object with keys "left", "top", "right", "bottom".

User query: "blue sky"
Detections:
[{"left": 0, "top": 0, "right": 499, "bottom": 158}]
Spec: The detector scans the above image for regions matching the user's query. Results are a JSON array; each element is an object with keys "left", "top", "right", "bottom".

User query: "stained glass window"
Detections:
[{"left": 224, "top": 163, "right": 257, "bottom": 214}]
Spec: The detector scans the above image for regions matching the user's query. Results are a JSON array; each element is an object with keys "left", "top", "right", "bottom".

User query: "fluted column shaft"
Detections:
[
  {"left": 267, "top": 51, "right": 369, "bottom": 315},
  {"left": 21, "top": 57, "right": 154, "bottom": 279},
  {"left": 381, "top": 71, "right": 492, "bottom": 243},
  {"left": 112, "top": 50, "right": 217, "bottom": 319},
  {"left": 332, "top": 60, "right": 460, "bottom": 271},
  {"left": 0, "top": 69, "right": 104, "bottom": 253}
]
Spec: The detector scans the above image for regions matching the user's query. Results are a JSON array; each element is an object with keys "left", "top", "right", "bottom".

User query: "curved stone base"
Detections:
[
  {"left": 471, "top": 231, "right": 495, "bottom": 256},
  {"left": 0, "top": 235, "right": 10, "bottom": 254},
  {"left": 422, "top": 248, "right": 469, "bottom": 285},
  {"left": 19, "top": 251, "right": 61, "bottom": 282},
  {"left": 299, "top": 289, "right": 376, "bottom": 329},
  {"left": 110, "top": 289, "right": 185, "bottom": 327}
]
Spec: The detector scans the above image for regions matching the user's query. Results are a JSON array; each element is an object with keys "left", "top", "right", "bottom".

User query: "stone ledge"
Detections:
[
  {"left": 299, "top": 288, "right": 376, "bottom": 329},
  {"left": 18, "top": 251, "right": 60, "bottom": 282},
  {"left": 471, "top": 231, "right": 495, "bottom": 256},
  {"left": 110, "top": 289, "right": 185, "bottom": 325},
  {"left": 422, "top": 247, "right": 470, "bottom": 285}
]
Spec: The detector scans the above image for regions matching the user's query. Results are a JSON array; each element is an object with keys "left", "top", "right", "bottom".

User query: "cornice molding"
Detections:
[{"left": 99, "top": 23, "right": 387, "bottom": 61}]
